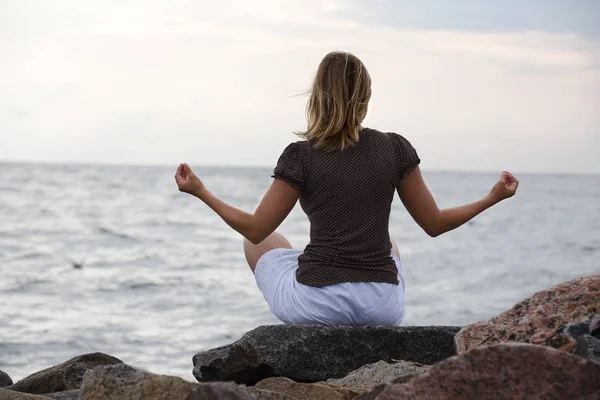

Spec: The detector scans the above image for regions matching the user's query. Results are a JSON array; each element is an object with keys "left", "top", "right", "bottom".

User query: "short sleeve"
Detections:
[
  {"left": 272, "top": 142, "right": 304, "bottom": 191},
  {"left": 392, "top": 133, "right": 420, "bottom": 182}
]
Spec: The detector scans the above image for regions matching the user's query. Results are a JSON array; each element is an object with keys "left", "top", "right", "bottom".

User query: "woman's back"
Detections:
[
  {"left": 174, "top": 50, "right": 519, "bottom": 326},
  {"left": 273, "top": 128, "right": 420, "bottom": 287}
]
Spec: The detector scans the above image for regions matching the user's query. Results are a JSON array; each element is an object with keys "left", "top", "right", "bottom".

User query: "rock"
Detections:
[
  {"left": 0, "top": 388, "right": 51, "bottom": 400},
  {"left": 0, "top": 371, "right": 12, "bottom": 387},
  {"left": 7, "top": 352, "right": 122, "bottom": 394},
  {"left": 40, "top": 390, "right": 79, "bottom": 400},
  {"left": 335, "top": 363, "right": 430, "bottom": 400},
  {"left": 374, "top": 343, "right": 600, "bottom": 399},
  {"left": 590, "top": 315, "right": 600, "bottom": 338},
  {"left": 193, "top": 325, "right": 460, "bottom": 384},
  {"left": 455, "top": 274, "right": 600, "bottom": 354},
  {"left": 249, "top": 377, "right": 360, "bottom": 400},
  {"left": 562, "top": 318, "right": 592, "bottom": 339},
  {"left": 79, "top": 363, "right": 198, "bottom": 400},
  {"left": 352, "top": 379, "right": 404, "bottom": 400},
  {"left": 326, "top": 360, "right": 430, "bottom": 392},
  {"left": 185, "top": 382, "right": 254, "bottom": 400},
  {"left": 573, "top": 334, "right": 600, "bottom": 363}
]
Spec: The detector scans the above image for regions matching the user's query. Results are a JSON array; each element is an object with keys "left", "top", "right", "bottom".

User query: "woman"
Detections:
[{"left": 175, "top": 51, "right": 519, "bottom": 326}]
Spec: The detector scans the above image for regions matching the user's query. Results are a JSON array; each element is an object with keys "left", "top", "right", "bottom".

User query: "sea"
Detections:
[{"left": 0, "top": 162, "right": 598, "bottom": 382}]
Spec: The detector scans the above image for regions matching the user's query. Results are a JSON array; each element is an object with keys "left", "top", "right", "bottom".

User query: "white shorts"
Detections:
[{"left": 255, "top": 248, "right": 405, "bottom": 326}]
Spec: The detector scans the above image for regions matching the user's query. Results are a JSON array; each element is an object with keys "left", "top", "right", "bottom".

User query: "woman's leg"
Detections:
[
  {"left": 243, "top": 231, "right": 293, "bottom": 274},
  {"left": 390, "top": 236, "right": 401, "bottom": 260}
]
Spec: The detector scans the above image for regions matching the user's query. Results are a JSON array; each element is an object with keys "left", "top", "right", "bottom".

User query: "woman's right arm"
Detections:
[{"left": 397, "top": 167, "right": 519, "bottom": 237}]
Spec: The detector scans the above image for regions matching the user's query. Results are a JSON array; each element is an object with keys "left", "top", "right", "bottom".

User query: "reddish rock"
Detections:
[
  {"left": 375, "top": 343, "right": 600, "bottom": 399},
  {"left": 455, "top": 274, "right": 600, "bottom": 353}
]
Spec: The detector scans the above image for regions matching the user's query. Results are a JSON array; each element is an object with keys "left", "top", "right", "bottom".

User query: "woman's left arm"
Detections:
[{"left": 175, "top": 163, "right": 299, "bottom": 244}]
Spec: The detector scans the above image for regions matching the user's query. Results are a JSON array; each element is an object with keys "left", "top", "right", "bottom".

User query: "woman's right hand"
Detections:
[
  {"left": 175, "top": 163, "right": 206, "bottom": 197},
  {"left": 489, "top": 171, "right": 519, "bottom": 202}
]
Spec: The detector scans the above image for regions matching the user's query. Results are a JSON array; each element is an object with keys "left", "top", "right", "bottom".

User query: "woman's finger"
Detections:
[{"left": 181, "top": 163, "right": 188, "bottom": 179}]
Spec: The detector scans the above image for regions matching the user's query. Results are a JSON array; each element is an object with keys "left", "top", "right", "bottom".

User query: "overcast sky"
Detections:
[{"left": 1, "top": 0, "right": 599, "bottom": 173}]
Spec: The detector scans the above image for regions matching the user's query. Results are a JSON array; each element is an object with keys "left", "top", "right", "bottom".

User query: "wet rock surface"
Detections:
[{"left": 193, "top": 324, "right": 460, "bottom": 384}]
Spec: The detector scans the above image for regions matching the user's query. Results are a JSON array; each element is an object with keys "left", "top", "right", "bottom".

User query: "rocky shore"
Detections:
[{"left": 1, "top": 274, "right": 599, "bottom": 399}]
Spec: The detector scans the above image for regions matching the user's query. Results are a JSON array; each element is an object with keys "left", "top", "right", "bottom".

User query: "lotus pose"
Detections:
[{"left": 175, "top": 51, "right": 519, "bottom": 326}]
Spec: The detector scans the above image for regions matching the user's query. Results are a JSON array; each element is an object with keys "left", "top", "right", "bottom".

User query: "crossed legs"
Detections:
[{"left": 243, "top": 232, "right": 400, "bottom": 274}]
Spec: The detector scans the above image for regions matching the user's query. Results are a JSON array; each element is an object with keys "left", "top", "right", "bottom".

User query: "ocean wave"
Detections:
[
  {"left": 3, "top": 278, "right": 54, "bottom": 293},
  {"left": 96, "top": 227, "right": 137, "bottom": 240},
  {"left": 127, "top": 281, "right": 161, "bottom": 290}
]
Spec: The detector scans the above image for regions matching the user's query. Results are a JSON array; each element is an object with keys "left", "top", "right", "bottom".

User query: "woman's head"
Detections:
[{"left": 297, "top": 51, "right": 371, "bottom": 151}]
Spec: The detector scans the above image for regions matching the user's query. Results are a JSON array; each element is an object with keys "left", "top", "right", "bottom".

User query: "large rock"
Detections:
[
  {"left": 7, "top": 352, "right": 122, "bottom": 394},
  {"left": 0, "top": 388, "right": 50, "bottom": 400},
  {"left": 185, "top": 382, "right": 254, "bottom": 400},
  {"left": 0, "top": 370, "right": 12, "bottom": 387},
  {"left": 455, "top": 274, "right": 600, "bottom": 354},
  {"left": 193, "top": 325, "right": 460, "bottom": 385},
  {"left": 79, "top": 363, "right": 198, "bottom": 400},
  {"left": 573, "top": 334, "right": 600, "bottom": 363},
  {"left": 374, "top": 343, "right": 600, "bottom": 399},
  {"left": 326, "top": 360, "right": 430, "bottom": 391},
  {"left": 249, "top": 377, "right": 360, "bottom": 400}
]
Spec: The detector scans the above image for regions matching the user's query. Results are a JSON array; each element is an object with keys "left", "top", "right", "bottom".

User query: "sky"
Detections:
[{"left": 1, "top": 0, "right": 599, "bottom": 174}]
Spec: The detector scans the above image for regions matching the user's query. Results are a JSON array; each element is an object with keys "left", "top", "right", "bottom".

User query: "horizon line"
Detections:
[{"left": 1, "top": 158, "right": 599, "bottom": 178}]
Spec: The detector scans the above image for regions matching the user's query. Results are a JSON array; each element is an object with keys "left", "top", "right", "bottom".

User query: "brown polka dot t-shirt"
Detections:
[{"left": 272, "top": 128, "right": 420, "bottom": 287}]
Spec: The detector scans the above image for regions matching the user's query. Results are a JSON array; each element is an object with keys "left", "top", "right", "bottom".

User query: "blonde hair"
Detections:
[{"left": 296, "top": 51, "right": 372, "bottom": 151}]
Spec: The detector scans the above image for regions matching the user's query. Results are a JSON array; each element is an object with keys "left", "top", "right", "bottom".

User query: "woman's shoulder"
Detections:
[
  {"left": 283, "top": 139, "right": 315, "bottom": 156},
  {"left": 361, "top": 127, "right": 410, "bottom": 143},
  {"left": 363, "top": 128, "right": 418, "bottom": 157},
  {"left": 279, "top": 139, "right": 309, "bottom": 154}
]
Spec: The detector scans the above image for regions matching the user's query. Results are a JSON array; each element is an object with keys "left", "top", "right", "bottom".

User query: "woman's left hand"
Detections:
[{"left": 175, "top": 163, "right": 205, "bottom": 196}]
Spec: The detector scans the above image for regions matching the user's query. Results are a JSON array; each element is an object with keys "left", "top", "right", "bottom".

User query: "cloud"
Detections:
[
  {"left": 351, "top": 1, "right": 600, "bottom": 38},
  {"left": 0, "top": 0, "right": 599, "bottom": 173}
]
